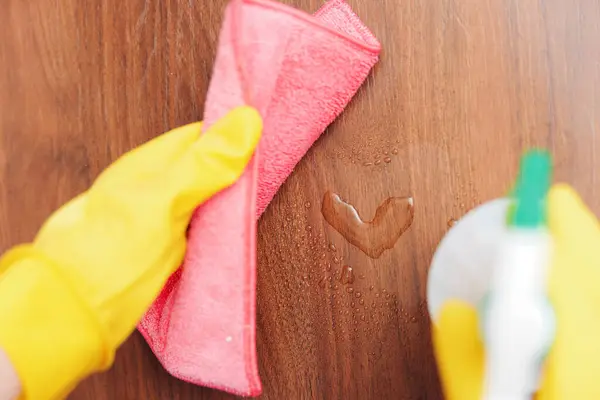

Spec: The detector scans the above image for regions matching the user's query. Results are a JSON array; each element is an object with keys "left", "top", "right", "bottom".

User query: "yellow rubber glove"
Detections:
[
  {"left": 432, "top": 184, "right": 600, "bottom": 399},
  {"left": 0, "top": 107, "right": 262, "bottom": 400}
]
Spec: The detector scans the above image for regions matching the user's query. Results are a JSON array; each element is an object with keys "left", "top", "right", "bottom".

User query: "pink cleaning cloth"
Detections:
[{"left": 138, "top": 0, "right": 380, "bottom": 396}]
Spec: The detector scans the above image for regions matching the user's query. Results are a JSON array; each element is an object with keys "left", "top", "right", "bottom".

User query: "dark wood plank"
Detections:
[{"left": 1, "top": 0, "right": 599, "bottom": 399}]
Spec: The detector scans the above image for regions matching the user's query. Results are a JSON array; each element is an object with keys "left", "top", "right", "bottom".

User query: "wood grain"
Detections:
[{"left": 1, "top": 0, "right": 599, "bottom": 399}]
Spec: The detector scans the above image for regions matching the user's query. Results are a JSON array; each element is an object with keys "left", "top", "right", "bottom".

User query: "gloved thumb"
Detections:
[
  {"left": 432, "top": 300, "right": 484, "bottom": 400},
  {"left": 164, "top": 106, "right": 263, "bottom": 214},
  {"left": 547, "top": 184, "right": 600, "bottom": 296},
  {"left": 193, "top": 106, "right": 263, "bottom": 188}
]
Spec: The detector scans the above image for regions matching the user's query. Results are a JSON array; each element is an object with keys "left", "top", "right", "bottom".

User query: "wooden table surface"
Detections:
[{"left": 2, "top": 0, "right": 599, "bottom": 398}]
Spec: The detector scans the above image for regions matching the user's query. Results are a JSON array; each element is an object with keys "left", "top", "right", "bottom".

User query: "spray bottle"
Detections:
[{"left": 427, "top": 150, "right": 555, "bottom": 399}]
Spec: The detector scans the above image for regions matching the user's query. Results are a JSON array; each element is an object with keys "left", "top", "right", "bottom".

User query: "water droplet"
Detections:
[
  {"left": 447, "top": 218, "right": 457, "bottom": 228},
  {"left": 385, "top": 294, "right": 390, "bottom": 299},
  {"left": 333, "top": 256, "right": 340, "bottom": 264},
  {"left": 392, "top": 148, "right": 398, "bottom": 155},
  {"left": 359, "top": 299, "right": 365, "bottom": 305},
  {"left": 355, "top": 292, "right": 362, "bottom": 298},
  {"left": 318, "top": 277, "right": 327, "bottom": 289},
  {"left": 363, "top": 161, "right": 373, "bottom": 166},
  {"left": 383, "top": 150, "right": 389, "bottom": 155},
  {"left": 327, "top": 263, "right": 332, "bottom": 271},
  {"left": 375, "top": 293, "right": 380, "bottom": 298},
  {"left": 359, "top": 274, "right": 366, "bottom": 279},
  {"left": 346, "top": 287, "right": 354, "bottom": 294},
  {"left": 384, "top": 157, "right": 392, "bottom": 163},
  {"left": 306, "top": 225, "right": 312, "bottom": 231},
  {"left": 338, "top": 265, "right": 355, "bottom": 284},
  {"left": 305, "top": 201, "right": 311, "bottom": 208},
  {"left": 321, "top": 191, "right": 415, "bottom": 258},
  {"left": 370, "top": 285, "right": 375, "bottom": 291},
  {"left": 360, "top": 315, "right": 366, "bottom": 321},
  {"left": 329, "top": 243, "right": 337, "bottom": 252},
  {"left": 334, "top": 285, "right": 339, "bottom": 290},
  {"left": 374, "top": 160, "right": 382, "bottom": 165}
]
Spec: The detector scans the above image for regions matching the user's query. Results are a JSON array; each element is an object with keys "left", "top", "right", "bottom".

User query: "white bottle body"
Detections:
[{"left": 428, "top": 199, "right": 510, "bottom": 321}]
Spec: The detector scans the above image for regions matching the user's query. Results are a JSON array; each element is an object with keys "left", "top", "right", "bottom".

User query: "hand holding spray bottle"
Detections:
[{"left": 428, "top": 150, "right": 600, "bottom": 399}]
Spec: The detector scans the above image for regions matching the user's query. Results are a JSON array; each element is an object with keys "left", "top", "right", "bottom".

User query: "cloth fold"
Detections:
[{"left": 138, "top": 0, "right": 380, "bottom": 396}]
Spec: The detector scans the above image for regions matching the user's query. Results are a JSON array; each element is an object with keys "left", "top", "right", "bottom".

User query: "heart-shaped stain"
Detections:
[{"left": 321, "top": 191, "right": 414, "bottom": 258}]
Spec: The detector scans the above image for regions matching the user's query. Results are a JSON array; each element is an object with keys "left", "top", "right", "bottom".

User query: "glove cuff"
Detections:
[{"left": 0, "top": 246, "right": 112, "bottom": 399}]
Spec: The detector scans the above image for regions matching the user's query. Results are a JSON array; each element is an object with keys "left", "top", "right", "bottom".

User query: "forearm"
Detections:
[{"left": 0, "top": 348, "right": 20, "bottom": 400}]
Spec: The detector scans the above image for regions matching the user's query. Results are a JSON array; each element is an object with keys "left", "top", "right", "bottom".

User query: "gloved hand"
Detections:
[
  {"left": 432, "top": 184, "right": 600, "bottom": 399},
  {"left": 0, "top": 107, "right": 262, "bottom": 400}
]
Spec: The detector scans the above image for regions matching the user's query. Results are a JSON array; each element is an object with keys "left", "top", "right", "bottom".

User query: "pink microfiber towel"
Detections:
[{"left": 138, "top": 0, "right": 380, "bottom": 396}]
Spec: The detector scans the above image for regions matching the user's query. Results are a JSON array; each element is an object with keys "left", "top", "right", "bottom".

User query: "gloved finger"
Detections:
[
  {"left": 548, "top": 184, "right": 600, "bottom": 245},
  {"left": 433, "top": 300, "right": 484, "bottom": 400},
  {"left": 96, "top": 122, "right": 203, "bottom": 187},
  {"left": 164, "top": 106, "right": 263, "bottom": 213},
  {"left": 548, "top": 183, "right": 600, "bottom": 288},
  {"left": 547, "top": 183, "right": 600, "bottom": 321}
]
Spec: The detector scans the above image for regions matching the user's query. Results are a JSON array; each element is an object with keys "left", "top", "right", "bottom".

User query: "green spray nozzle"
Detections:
[{"left": 508, "top": 150, "right": 552, "bottom": 228}]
